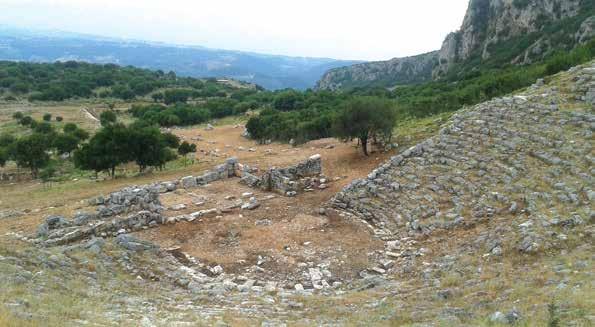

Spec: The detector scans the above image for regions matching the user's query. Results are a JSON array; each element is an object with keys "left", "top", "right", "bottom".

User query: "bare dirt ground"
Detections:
[
  {"left": 1, "top": 120, "right": 397, "bottom": 280},
  {"left": 137, "top": 124, "right": 396, "bottom": 280}
]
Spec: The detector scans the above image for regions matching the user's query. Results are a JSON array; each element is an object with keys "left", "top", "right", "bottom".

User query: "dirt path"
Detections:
[{"left": 81, "top": 107, "right": 100, "bottom": 123}]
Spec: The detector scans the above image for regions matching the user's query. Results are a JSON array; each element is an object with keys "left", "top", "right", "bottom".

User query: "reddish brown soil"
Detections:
[{"left": 135, "top": 125, "right": 395, "bottom": 279}]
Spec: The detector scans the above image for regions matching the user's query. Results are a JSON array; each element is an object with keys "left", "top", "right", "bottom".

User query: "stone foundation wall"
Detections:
[
  {"left": 90, "top": 185, "right": 163, "bottom": 217},
  {"left": 38, "top": 155, "right": 324, "bottom": 246},
  {"left": 181, "top": 157, "right": 239, "bottom": 188},
  {"left": 38, "top": 211, "right": 163, "bottom": 246},
  {"left": 240, "top": 154, "right": 322, "bottom": 195},
  {"left": 177, "top": 155, "right": 322, "bottom": 195}
]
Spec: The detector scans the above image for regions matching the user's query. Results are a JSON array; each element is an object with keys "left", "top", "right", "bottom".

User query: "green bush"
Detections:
[{"left": 0, "top": 61, "right": 246, "bottom": 102}]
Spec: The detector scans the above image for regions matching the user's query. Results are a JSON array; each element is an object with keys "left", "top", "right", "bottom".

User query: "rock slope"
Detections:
[
  {"left": 435, "top": 0, "right": 591, "bottom": 76},
  {"left": 315, "top": 51, "right": 437, "bottom": 91},
  {"left": 317, "top": 0, "right": 594, "bottom": 89},
  {"left": 332, "top": 62, "right": 594, "bottom": 252}
]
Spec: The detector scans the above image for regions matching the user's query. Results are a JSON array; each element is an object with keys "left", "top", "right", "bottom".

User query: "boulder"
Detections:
[
  {"left": 180, "top": 176, "right": 197, "bottom": 189},
  {"left": 241, "top": 197, "right": 260, "bottom": 210},
  {"left": 73, "top": 212, "right": 97, "bottom": 225},
  {"left": 37, "top": 215, "right": 72, "bottom": 238},
  {"left": 115, "top": 234, "right": 158, "bottom": 251},
  {"left": 169, "top": 204, "right": 187, "bottom": 211}
]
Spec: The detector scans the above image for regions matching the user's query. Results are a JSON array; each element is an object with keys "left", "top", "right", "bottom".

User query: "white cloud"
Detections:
[{"left": 1, "top": 0, "right": 469, "bottom": 60}]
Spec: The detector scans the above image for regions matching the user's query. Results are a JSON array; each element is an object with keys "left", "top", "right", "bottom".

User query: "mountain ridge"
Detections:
[
  {"left": 0, "top": 26, "right": 361, "bottom": 90},
  {"left": 317, "top": 0, "right": 594, "bottom": 90},
  {"left": 315, "top": 51, "right": 438, "bottom": 91}
]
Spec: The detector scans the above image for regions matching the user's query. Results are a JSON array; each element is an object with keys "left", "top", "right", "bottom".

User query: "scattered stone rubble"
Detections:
[
  {"left": 240, "top": 154, "right": 323, "bottom": 195},
  {"left": 571, "top": 65, "right": 595, "bottom": 105},
  {"left": 37, "top": 211, "right": 163, "bottom": 246}
]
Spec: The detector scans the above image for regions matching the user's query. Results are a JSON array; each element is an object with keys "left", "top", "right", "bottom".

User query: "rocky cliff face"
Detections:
[
  {"left": 315, "top": 51, "right": 438, "bottom": 90},
  {"left": 317, "top": 0, "right": 594, "bottom": 90},
  {"left": 434, "top": 0, "right": 589, "bottom": 76}
]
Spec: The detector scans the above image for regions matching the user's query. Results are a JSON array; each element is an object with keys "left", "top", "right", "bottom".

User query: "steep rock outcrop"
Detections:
[
  {"left": 316, "top": 51, "right": 437, "bottom": 90},
  {"left": 317, "top": 0, "right": 594, "bottom": 89},
  {"left": 434, "top": 0, "right": 587, "bottom": 76}
]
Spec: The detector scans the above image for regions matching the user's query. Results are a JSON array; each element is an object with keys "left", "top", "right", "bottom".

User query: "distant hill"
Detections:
[
  {"left": 315, "top": 51, "right": 438, "bottom": 91},
  {"left": 0, "top": 27, "right": 361, "bottom": 90},
  {"left": 317, "top": 0, "right": 594, "bottom": 90}
]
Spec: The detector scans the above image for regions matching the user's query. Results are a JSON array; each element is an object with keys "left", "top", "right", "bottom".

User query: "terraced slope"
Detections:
[{"left": 332, "top": 62, "right": 594, "bottom": 250}]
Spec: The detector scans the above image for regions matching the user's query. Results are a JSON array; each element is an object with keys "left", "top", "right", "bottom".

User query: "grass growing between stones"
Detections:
[{"left": 393, "top": 111, "right": 454, "bottom": 150}]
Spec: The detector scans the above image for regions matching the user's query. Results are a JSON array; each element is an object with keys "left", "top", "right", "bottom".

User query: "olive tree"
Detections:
[{"left": 332, "top": 96, "right": 397, "bottom": 156}]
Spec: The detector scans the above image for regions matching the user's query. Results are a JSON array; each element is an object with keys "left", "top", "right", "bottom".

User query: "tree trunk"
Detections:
[{"left": 360, "top": 136, "right": 369, "bottom": 156}]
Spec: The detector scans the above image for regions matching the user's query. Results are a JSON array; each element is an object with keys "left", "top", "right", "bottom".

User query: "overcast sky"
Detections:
[{"left": 2, "top": 0, "right": 470, "bottom": 61}]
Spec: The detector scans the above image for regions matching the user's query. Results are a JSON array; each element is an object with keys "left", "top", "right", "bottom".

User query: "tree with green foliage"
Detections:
[
  {"left": 100, "top": 110, "right": 117, "bottom": 126},
  {"left": 332, "top": 97, "right": 397, "bottom": 156},
  {"left": 63, "top": 123, "right": 78, "bottom": 133},
  {"left": 245, "top": 115, "right": 268, "bottom": 144},
  {"left": 128, "top": 126, "right": 177, "bottom": 172},
  {"left": 10, "top": 82, "right": 30, "bottom": 94},
  {"left": 0, "top": 133, "right": 15, "bottom": 148},
  {"left": 178, "top": 141, "right": 197, "bottom": 155},
  {"left": 0, "top": 61, "right": 252, "bottom": 102},
  {"left": 34, "top": 121, "right": 55, "bottom": 135},
  {"left": 177, "top": 141, "right": 196, "bottom": 166},
  {"left": 43, "top": 113, "right": 52, "bottom": 121},
  {"left": 0, "top": 147, "right": 7, "bottom": 167},
  {"left": 12, "top": 112, "right": 24, "bottom": 121},
  {"left": 273, "top": 90, "right": 303, "bottom": 111},
  {"left": 129, "top": 103, "right": 211, "bottom": 127},
  {"left": 161, "top": 132, "right": 181, "bottom": 149},
  {"left": 13, "top": 133, "right": 50, "bottom": 177},
  {"left": 55, "top": 116, "right": 63, "bottom": 122},
  {"left": 74, "top": 123, "right": 131, "bottom": 178},
  {"left": 53, "top": 133, "right": 80, "bottom": 156},
  {"left": 19, "top": 116, "right": 34, "bottom": 126},
  {"left": 63, "top": 123, "right": 90, "bottom": 141},
  {"left": 73, "top": 144, "right": 103, "bottom": 178},
  {"left": 70, "top": 127, "right": 90, "bottom": 141},
  {"left": 164, "top": 89, "right": 191, "bottom": 105},
  {"left": 151, "top": 92, "right": 164, "bottom": 103},
  {"left": 111, "top": 84, "right": 135, "bottom": 100}
]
